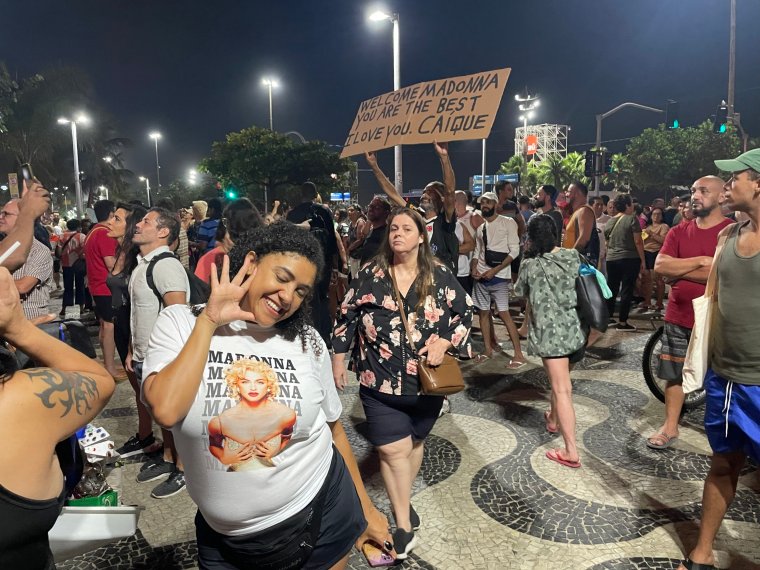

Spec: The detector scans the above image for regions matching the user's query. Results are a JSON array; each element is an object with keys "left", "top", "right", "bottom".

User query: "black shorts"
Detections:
[
  {"left": 92, "top": 295, "right": 114, "bottom": 323},
  {"left": 359, "top": 385, "right": 444, "bottom": 446},
  {"left": 644, "top": 251, "right": 658, "bottom": 270},
  {"left": 545, "top": 345, "right": 586, "bottom": 365},
  {"left": 53, "top": 259, "right": 61, "bottom": 273},
  {"left": 195, "top": 450, "right": 366, "bottom": 570},
  {"left": 456, "top": 275, "right": 473, "bottom": 296}
]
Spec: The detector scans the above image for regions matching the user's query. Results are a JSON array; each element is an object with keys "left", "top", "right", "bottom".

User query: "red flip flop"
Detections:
[{"left": 546, "top": 449, "right": 581, "bottom": 469}]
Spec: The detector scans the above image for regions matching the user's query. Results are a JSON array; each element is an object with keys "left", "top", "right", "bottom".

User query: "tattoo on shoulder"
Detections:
[{"left": 24, "top": 369, "right": 100, "bottom": 417}]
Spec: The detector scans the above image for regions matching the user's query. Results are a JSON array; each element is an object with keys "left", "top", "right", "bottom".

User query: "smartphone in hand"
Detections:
[
  {"left": 362, "top": 542, "right": 395, "bottom": 567},
  {"left": 20, "top": 163, "right": 34, "bottom": 183}
]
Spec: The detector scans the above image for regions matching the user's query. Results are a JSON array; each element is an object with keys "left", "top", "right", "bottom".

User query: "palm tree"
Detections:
[
  {"left": 561, "top": 152, "right": 589, "bottom": 186},
  {"left": 536, "top": 154, "right": 566, "bottom": 189},
  {"left": 605, "top": 153, "right": 634, "bottom": 191},
  {"left": 498, "top": 154, "right": 525, "bottom": 175}
]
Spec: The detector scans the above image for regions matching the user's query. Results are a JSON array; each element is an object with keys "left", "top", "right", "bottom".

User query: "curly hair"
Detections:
[
  {"left": 228, "top": 221, "right": 325, "bottom": 355},
  {"left": 224, "top": 359, "right": 279, "bottom": 401},
  {"left": 223, "top": 198, "right": 263, "bottom": 241},
  {"left": 614, "top": 193, "right": 632, "bottom": 214},
  {"left": 524, "top": 214, "right": 558, "bottom": 259}
]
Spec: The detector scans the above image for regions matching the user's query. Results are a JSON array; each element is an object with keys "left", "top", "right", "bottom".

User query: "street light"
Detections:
[
  {"left": 515, "top": 90, "right": 540, "bottom": 164},
  {"left": 368, "top": 9, "right": 402, "bottom": 193},
  {"left": 149, "top": 132, "right": 162, "bottom": 189},
  {"left": 188, "top": 169, "right": 198, "bottom": 186},
  {"left": 58, "top": 114, "right": 90, "bottom": 217},
  {"left": 98, "top": 185, "right": 109, "bottom": 200},
  {"left": 139, "top": 176, "right": 151, "bottom": 207},
  {"left": 102, "top": 156, "right": 112, "bottom": 164},
  {"left": 261, "top": 78, "right": 279, "bottom": 131}
]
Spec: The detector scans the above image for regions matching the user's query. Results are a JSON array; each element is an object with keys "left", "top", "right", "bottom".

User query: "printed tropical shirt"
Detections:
[
  {"left": 514, "top": 248, "right": 586, "bottom": 358},
  {"left": 332, "top": 261, "right": 473, "bottom": 396}
]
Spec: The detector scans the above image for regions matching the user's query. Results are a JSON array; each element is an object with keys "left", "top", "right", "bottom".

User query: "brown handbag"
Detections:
[{"left": 390, "top": 268, "right": 465, "bottom": 396}]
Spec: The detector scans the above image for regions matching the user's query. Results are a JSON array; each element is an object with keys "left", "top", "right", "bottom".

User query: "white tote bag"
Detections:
[{"left": 682, "top": 229, "right": 731, "bottom": 393}]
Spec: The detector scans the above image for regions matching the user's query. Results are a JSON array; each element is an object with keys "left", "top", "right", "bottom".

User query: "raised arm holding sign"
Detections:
[
  {"left": 365, "top": 142, "right": 459, "bottom": 272},
  {"left": 433, "top": 141, "right": 456, "bottom": 224}
]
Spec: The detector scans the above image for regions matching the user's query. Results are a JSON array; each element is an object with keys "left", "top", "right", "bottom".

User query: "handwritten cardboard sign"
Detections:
[
  {"left": 340, "top": 68, "right": 510, "bottom": 158},
  {"left": 7, "top": 173, "right": 19, "bottom": 198}
]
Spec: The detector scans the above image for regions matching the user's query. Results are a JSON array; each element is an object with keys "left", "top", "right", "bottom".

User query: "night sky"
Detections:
[{"left": 4, "top": 0, "right": 760, "bottom": 200}]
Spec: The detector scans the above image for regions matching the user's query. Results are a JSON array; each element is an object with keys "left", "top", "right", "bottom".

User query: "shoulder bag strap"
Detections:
[
  {"left": 706, "top": 222, "right": 742, "bottom": 299},
  {"left": 482, "top": 222, "right": 488, "bottom": 249},
  {"left": 58, "top": 233, "right": 77, "bottom": 254},
  {"left": 609, "top": 215, "right": 624, "bottom": 236},
  {"left": 389, "top": 267, "right": 418, "bottom": 355}
]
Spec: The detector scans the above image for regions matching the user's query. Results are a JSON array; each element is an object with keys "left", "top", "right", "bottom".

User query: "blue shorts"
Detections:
[{"left": 704, "top": 368, "right": 760, "bottom": 463}]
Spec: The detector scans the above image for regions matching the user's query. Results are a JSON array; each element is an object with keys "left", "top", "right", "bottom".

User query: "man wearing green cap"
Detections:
[{"left": 677, "top": 148, "right": 760, "bottom": 570}]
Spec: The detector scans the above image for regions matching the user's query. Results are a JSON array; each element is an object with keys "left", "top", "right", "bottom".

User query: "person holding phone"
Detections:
[
  {"left": 0, "top": 177, "right": 51, "bottom": 272},
  {"left": 0, "top": 198, "right": 54, "bottom": 320}
]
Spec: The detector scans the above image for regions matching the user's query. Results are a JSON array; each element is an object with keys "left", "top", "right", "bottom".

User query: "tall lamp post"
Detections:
[
  {"left": 261, "top": 77, "right": 279, "bottom": 131},
  {"left": 594, "top": 102, "right": 663, "bottom": 195},
  {"left": 57, "top": 114, "right": 90, "bottom": 217},
  {"left": 139, "top": 176, "right": 152, "bottom": 207},
  {"left": 149, "top": 132, "right": 162, "bottom": 189},
  {"left": 261, "top": 78, "right": 280, "bottom": 214},
  {"left": 369, "top": 10, "right": 402, "bottom": 193}
]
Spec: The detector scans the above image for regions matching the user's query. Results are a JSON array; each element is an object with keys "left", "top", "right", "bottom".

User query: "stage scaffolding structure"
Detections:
[{"left": 514, "top": 123, "right": 569, "bottom": 163}]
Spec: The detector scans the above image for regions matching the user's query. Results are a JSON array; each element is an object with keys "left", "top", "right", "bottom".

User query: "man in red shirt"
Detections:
[
  {"left": 84, "top": 200, "right": 119, "bottom": 377},
  {"left": 645, "top": 176, "right": 733, "bottom": 449}
]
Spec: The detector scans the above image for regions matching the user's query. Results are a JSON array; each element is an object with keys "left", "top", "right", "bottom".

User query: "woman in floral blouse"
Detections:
[{"left": 332, "top": 207, "right": 472, "bottom": 560}]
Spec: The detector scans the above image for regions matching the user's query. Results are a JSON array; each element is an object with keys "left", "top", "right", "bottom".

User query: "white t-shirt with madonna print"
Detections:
[{"left": 143, "top": 305, "right": 342, "bottom": 536}]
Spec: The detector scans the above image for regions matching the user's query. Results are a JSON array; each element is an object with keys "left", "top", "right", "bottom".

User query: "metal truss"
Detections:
[{"left": 514, "top": 123, "right": 569, "bottom": 162}]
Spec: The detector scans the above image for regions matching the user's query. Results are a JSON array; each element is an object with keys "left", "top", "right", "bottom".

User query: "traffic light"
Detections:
[
  {"left": 584, "top": 150, "right": 595, "bottom": 177},
  {"left": 665, "top": 100, "right": 680, "bottom": 129},
  {"left": 603, "top": 152, "right": 613, "bottom": 173},
  {"left": 713, "top": 102, "right": 728, "bottom": 133},
  {"left": 225, "top": 187, "right": 238, "bottom": 200}
]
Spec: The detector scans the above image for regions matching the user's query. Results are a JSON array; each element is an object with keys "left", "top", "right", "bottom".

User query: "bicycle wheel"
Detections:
[{"left": 641, "top": 325, "right": 706, "bottom": 410}]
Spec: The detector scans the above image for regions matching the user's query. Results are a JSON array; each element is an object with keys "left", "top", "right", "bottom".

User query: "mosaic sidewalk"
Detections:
[{"left": 56, "top": 315, "right": 760, "bottom": 570}]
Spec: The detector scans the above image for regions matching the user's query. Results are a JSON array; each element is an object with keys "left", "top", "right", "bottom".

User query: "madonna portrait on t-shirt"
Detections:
[{"left": 208, "top": 359, "right": 296, "bottom": 471}]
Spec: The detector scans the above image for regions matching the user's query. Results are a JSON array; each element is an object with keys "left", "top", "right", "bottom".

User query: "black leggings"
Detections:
[{"left": 606, "top": 258, "right": 640, "bottom": 322}]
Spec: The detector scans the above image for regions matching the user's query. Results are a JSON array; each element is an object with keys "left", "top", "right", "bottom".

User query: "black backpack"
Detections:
[
  {"left": 146, "top": 251, "right": 210, "bottom": 307},
  {"left": 307, "top": 205, "right": 335, "bottom": 265}
]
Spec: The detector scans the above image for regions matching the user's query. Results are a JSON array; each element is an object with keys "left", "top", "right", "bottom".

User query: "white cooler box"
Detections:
[{"left": 49, "top": 505, "right": 143, "bottom": 562}]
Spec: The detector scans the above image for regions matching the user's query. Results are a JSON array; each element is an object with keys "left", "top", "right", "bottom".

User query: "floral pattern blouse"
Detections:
[{"left": 332, "top": 261, "right": 473, "bottom": 396}]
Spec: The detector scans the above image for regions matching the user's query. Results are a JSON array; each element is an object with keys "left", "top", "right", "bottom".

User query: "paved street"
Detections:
[{"left": 53, "top": 303, "right": 760, "bottom": 570}]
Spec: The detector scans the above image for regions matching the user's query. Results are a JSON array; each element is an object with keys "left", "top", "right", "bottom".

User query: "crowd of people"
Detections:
[{"left": 1, "top": 145, "right": 759, "bottom": 570}]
